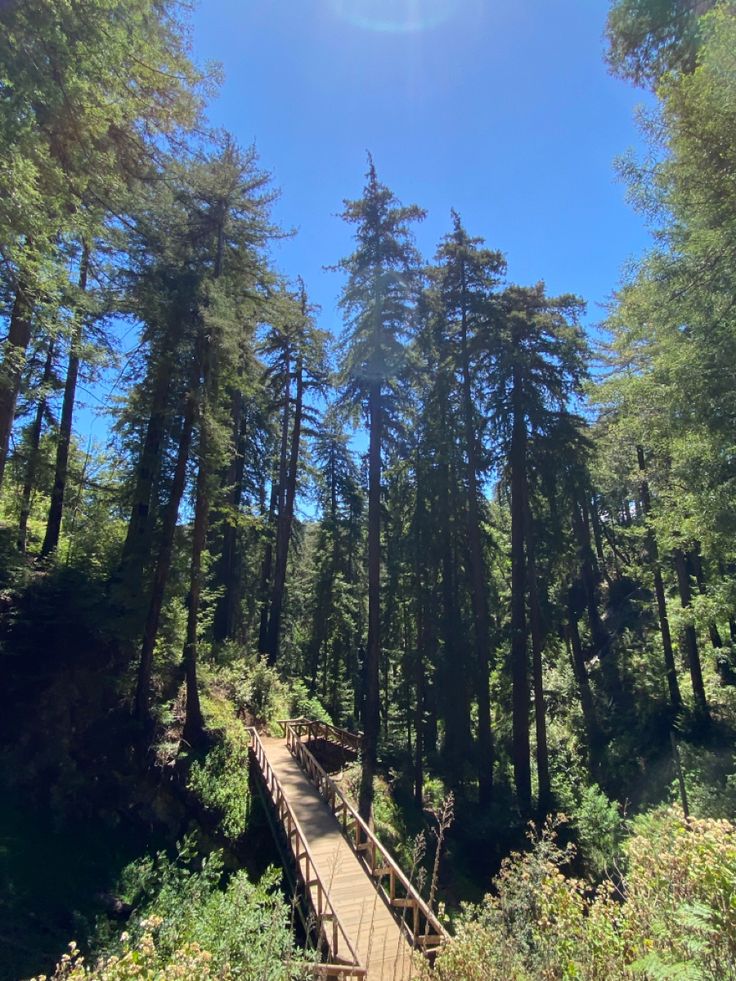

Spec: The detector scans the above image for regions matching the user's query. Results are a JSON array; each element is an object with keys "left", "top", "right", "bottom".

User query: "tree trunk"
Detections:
[
  {"left": 181, "top": 213, "right": 226, "bottom": 740},
  {"left": 510, "top": 363, "right": 531, "bottom": 812},
  {"left": 589, "top": 493, "right": 607, "bottom": 567},
  {"left": 653, "top": 564, "right": 682, "bottom": 707},
  {"left": 135, "top": 393, "right": 195, "bottom": 726},
  {"left": 673, "top": 547, "right": 710, "bottom": 721},
  {"left": 524, "top": 491, "right": 550, "bottom": 811},
  {"left": 213, "top": 390, "right": 247, "bottom": 642},
  {"left": 259, "top": 360, "right": 290, "bottom": 653},
  {"left": 636, "top": 446, "right": 682, "bottom": 710},
  {"left": 359, "top": 380, "right": 381, "bottom": 822},
  {"left": 458, "top": 265, "right": 493, "bottom": 805},
  {"left": 182, "top": 436, "right": 208, "bottom": 747},
  {"left": 691, "top": 548, "right": 723, "bottom": 649},
  {"left": 42, "top": 245, "right": 90, "bottom": 556},
  {"left": 257, "top": 479, "right": 278, "bottom": 652},
  {"left": 565, "top": 609, "right": 600, "bottom": 776},
  {"left": 572, "top": 498, "right": 609, "bottom": 658},
  {"left": 267, "top": 341, "right": 304, "bottom": 663},
  {"left": 0, "top": 281, "right": 34, "bottom": 490},
  {"left": 118, "top": 351, "right": 174, "bottom": 598},
  {"left": 18, "top": 338, "right": 55, "bottom": 552},
  {"left": 572, "top": 493, "right": 631, "bottom": 712},
  {"left": 414, "top": 607, "right": 425, "bottom": 808},
  {"left": 440, "top": 465, "right": 470, "bottom": 784}
]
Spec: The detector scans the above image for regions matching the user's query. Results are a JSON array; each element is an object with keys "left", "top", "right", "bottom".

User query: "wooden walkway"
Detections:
[{"left": 248, "top": 720, "right": 447, "bottom": 980}]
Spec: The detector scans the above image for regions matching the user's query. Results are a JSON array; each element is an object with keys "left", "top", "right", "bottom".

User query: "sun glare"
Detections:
[{"left": 328, "top": 0, "right": 461, "bottom": 33}]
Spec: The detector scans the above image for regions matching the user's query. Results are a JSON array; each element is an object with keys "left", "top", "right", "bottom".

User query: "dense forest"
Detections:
[{"left": 1, "top": 1, "right": 735, "bottom": 978}]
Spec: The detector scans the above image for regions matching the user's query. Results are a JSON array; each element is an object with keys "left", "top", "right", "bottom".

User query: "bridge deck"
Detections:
[{"left": 259, "top": 735, "right": 416, "bottom": 980}]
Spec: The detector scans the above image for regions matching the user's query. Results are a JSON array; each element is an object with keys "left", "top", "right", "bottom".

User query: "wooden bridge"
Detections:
[{"left": 247, "top": 718, "right": 448, "bottom": 979}]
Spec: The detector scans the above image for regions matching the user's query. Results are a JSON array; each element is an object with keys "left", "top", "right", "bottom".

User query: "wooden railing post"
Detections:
[
  {"left": 282, "top": 720, "right": 448, "bottom": 957},
  {"left": 246, "top": 727, "right": 366, "bottom": 977}
]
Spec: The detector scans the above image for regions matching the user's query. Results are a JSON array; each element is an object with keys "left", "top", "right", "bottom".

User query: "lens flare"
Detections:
[{"left": 329, "top": 0, "right": 461, "bottom": 33}]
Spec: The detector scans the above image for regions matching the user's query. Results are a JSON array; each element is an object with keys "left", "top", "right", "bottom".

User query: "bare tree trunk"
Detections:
[
  {"left": 572, "top": 493, "right": 632, "bottom": 713},
  {"left": 213, "top": 389, "right": 247, "bottom": 642},
  {"left": 589, "top": 493, "right": 607, "bottom": 567},
  {"left": 42, "top": 244, "right": 90, "bottom": 556},
  {"left": 565, "top": 605, "right": 600, "bottom": 775},
  {"left": 691, "top": 548, "right": 723, "bottom": 649},
  {"left": 414, "top": 612, "right": 425, "bottom": 808},
  {"left": 181, "top": 213, "right": 226, "bottom": 741},
  {"left": 18, "top": 338, "right": 55, "bottom": 552},
  {"left": 257, "top": 480, "right": 278, "bottom": 652},
  {"left": 440, "top": 464, "right": 471, "bottom": 784},
  {"left": 0, "top": 281, "right": 34, "bottom": 490},
  {"left": 258, "top": 360, "right": 290, "bottom": 653},
  {"left": 572, "top": 498, "right": 609, "bottom": 658}
]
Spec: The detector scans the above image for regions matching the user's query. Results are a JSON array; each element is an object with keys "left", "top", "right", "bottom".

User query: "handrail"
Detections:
[
  {"left": 284, "top": 722, "right": 448, "bottom": 958},
  {"left": 247, "top": 727, "right": 367, "bottom": 979},
  {"left": 278, "top": 717, "right": 363, "bottom": 755}
]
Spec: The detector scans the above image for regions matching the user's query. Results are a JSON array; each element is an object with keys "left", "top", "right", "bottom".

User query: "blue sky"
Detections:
[
  {"left": 81, "top": 0, "right": 653, "bottom": 446},
  {"left": 191, "top": 0, "right": 651, "bottom": 331}
]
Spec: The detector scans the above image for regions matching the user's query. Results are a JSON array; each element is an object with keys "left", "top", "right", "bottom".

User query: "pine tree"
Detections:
[
  {"left": 335, "top": 157, "right": 425, "bottom": 821},
  {"left": 0, "top": 0, "right": 205, "bottom": 491},
  {"left": 430, "top": 211, "right": 505, "bottom": 805},
  {"left": 488, "top": 283, "right": 588, "bottom": 811},
  {"left": 132, "top": 142, "right": 275, "bottom": 728},
  {"left": 261, "top": 282, "right": 328, "bottom": 663}
]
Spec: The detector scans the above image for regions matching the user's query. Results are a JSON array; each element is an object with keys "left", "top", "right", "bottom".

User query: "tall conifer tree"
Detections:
[{"left": 335, "top": 157, "right": 424, "bottom": 820}]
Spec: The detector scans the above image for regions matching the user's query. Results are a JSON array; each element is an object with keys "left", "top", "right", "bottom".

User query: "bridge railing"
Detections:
[
  {"left": 284, "top": 721, "right": 448, "bottom": 958},
  {"left": 278, "top": 717, "right": 363, "bottom": 756},
  {"left": 247, "top": 727, "right": 367, "bottom": 979}
]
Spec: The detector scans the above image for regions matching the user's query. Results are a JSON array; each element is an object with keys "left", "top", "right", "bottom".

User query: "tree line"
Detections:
[{"left": 2, "top": 0, "right": 736, "bottom": 825}]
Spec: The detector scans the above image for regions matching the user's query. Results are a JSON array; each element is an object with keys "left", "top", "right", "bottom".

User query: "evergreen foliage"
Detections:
[{"left": 2, "top": 1, "right": 736, "bottom": 977}]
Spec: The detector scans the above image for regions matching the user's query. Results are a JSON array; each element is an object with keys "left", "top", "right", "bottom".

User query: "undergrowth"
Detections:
[
  {"left": 33, "top": 838, "right": 314, "bottom": 980},
  {"left": 430, "top": 809, "right": 736, "bottom": 980}
]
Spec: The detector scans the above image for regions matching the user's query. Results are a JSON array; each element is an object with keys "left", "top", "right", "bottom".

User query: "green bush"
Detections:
[
  {"left": 573, "top": 783, "right": 626, "bottom": 875},
  {"left": 188, "top": 742, "right": 249, "bottom": 842},
  {"left": 556, "top": 777, "right": 625, "bottom": 875},
  {"left": 675, "top": 745, "right": 736, "bottom": 820},
  {"left": 186, "top": 691, "right": 251, "bottom": 842},
  {"left": 34, "top": 839, "right": 313, "bottom": 979},
  {"left": 286, "top": 678, "right": 331, "bottom": 725},
  {"left": 431, "top": 809, "right": 736, "bottom": 980},
  {"left": 216, "top": 656, "right": 331, "bottom": 732},
  {"left": 216, "top": 655, "right": 288, "bottom": 729}
]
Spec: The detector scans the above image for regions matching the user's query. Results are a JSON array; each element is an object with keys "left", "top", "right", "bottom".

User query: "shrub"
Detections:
[
  {"left": 674, "top": 745, "right": 736, "bottom": 820},
  {"left": 35, "top": 841, "right": 313, "bottom": 980},
  {"left": 186, "top": 691, "right": 251, "bottom": 842},
  {"left": 573, "top": 783, "right": 626, "bottom": 875},
  {"left": 623, "top": 808, "right": 736, "bottom": 977},
  {"left": 287, "top": 678, "right": 331, "bottom": 725},
  {"left": 216, "top": 656, "right": 331, "bottom": 732},
  {"left": 431, "top": 810, "right": 736, "bottom": 980},
  {"left": 217, "top": 655, "right": 288, "bottom": 730},
  {"left": 556, "top": 776, "right": 626, "bottom": 875},
  {"left": 188, "top": 742, "right": 249, "bottom": 842}
]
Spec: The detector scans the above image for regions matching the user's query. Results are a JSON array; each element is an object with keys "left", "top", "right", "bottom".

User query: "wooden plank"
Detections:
[{"left": 259, "top": 735, "right": 416, "bottom": 980}]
